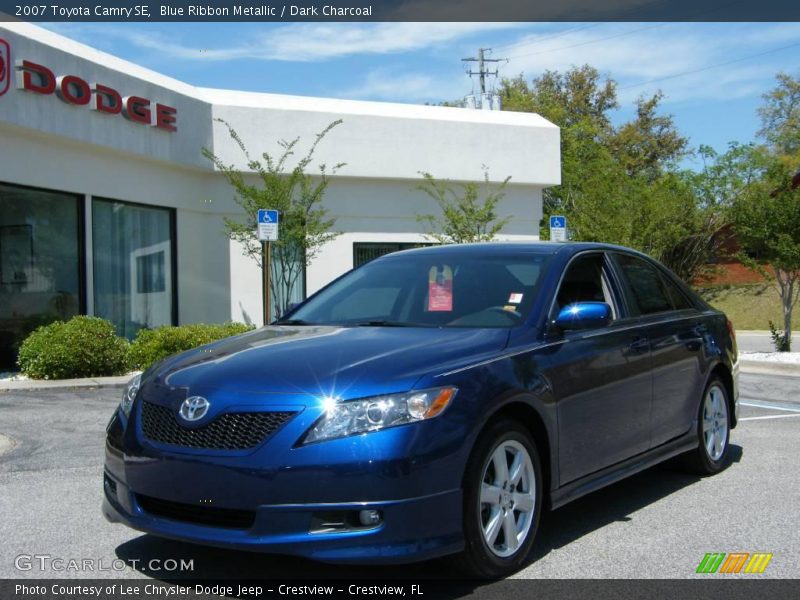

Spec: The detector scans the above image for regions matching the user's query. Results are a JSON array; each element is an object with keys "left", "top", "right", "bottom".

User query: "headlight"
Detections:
[
  {"left": 120, "top": 373, "right": 141, "bottom": 418},
  {"left": 303, "top": 387, "right": 457, "bottom": 444}
]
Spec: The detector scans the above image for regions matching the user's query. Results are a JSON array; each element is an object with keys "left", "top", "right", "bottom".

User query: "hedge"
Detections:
[
  {"left": 127, "top": 322, "right": 254, "bottom": 371},
  {"left": 17, "top": 316, "right": 130, "bottom": 380},
  {"left": 16, "top": 318, "right": 255, "bottom": 380}
]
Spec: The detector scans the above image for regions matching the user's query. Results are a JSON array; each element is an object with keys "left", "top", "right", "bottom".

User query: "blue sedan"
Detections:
[{"left": 103, "top": 243, "right": 738, "bottom": 578}]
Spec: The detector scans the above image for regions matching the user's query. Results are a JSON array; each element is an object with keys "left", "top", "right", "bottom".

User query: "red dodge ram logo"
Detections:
[{"left": 0, "top": 38, "right": 10, "bottom": 97}]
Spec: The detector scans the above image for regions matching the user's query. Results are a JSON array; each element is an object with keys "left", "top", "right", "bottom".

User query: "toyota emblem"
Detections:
[{"left": 179, "top": 396, "right": 210, "bottom": 422}]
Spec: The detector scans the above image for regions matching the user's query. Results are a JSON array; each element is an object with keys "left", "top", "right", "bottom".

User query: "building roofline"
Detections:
[{"left": 3, "top": 21, "right": 556, "bottom": 129}]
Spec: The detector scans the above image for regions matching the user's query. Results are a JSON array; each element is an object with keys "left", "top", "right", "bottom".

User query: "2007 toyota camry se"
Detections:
[{"left": 103, "top": 242, "right": 738, "bottom": 577}]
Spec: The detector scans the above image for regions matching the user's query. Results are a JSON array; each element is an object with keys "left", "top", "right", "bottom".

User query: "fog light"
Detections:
[
  {"left": 103, "top": 473, "right": 117, "bottom": 499},
  {"left": 358, "top": 509, "right": 382, "bottom": 526}
]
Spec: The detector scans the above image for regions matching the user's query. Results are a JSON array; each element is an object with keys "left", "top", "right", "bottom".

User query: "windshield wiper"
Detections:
[{"left": 353, "top": 320, "right": 422, "bottom": 327}]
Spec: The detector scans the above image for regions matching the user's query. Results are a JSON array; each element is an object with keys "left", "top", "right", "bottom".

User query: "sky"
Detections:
[{"left": 43, "top": 21, "right": 800, "bottom": 171}]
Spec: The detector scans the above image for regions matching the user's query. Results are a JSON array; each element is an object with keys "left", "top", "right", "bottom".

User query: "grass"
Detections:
[{"left": 696, "top": 283, "right": 784, "bottom": 331}]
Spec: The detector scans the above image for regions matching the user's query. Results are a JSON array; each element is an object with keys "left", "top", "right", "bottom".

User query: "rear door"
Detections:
[
  {"left": 610, "top": 253, "right": 706, "bottom": 447},
  {"left": 544, "top": 252, "right": 653, "bottom": 484}
]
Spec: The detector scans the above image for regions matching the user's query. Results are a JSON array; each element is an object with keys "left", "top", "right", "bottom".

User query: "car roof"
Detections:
[{"left": 380, "top": 241, "right": 639, "bottom": 259}]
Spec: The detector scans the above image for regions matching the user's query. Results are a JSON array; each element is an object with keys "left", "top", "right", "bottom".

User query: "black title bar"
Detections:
[
  {"left": 2, "top": 579, "right": 800, "bottom": 600},
  {"left": 0, "top": 0, "right": 799, "bottom": 22}
]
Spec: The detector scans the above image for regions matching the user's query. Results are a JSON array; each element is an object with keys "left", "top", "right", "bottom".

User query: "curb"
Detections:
[
  {"left": 739, "top": 360, "right": 800, "bottom": 377},
  {"left": 0, "top": 376, "right": 130, "bottom": 392}
]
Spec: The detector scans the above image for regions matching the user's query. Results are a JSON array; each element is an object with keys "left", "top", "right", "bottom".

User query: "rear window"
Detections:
[{"left": 614, "top": 254, "right": 673, "bottom": 315}]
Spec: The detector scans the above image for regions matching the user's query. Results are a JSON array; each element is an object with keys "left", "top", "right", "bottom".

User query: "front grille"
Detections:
[
  {"left": 137, "top": 494, "right": 255, "bottom": 530},
  {"left": 140, "top": 401, "right": 295, "bottom": 450}
]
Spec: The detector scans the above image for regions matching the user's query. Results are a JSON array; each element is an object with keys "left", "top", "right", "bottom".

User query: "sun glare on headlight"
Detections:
[{"left": 303, "top": 387, "right": 457, "bottom": 444}]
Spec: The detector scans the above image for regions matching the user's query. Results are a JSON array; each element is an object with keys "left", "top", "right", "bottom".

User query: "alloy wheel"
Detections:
[
  {"left": 479, "top": 440, "right": 536, "bottom": 558},
  {"left": 703, "top": 384, "right": 729, "bottom": 461}
]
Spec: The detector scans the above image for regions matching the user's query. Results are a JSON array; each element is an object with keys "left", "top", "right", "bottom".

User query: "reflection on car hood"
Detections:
[{"left": 147, "top": 325, "right": 511, "bottom": 399}]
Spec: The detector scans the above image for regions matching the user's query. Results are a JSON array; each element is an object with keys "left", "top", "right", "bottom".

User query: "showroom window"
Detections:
[
  {"left": 92, "top": 199, "right": 176, "bottom": 339},
  {"left": 270, "top": 242, "right": 305, "bottom": 321},
  {"left": 353, "top": 242, "right": 433, "bottom": 268},
  {"left": 0, "top": 183, "right": 83, "bottom": 369}
]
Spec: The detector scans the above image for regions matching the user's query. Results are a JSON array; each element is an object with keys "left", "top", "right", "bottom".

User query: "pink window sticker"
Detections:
[
  {"left": 508, "top": 293, "right": 524, "bottom": 304},
  {"left": 428, "top": 265, "right": 453, "bottom": 312}
]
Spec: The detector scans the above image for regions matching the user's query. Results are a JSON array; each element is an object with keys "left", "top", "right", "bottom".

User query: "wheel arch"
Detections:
[
  {"left": 708, "top": 361, "right": 736, "bottom": 428},
  {"left": 466, "top": 399, "right": 555, "bottom": 509}
]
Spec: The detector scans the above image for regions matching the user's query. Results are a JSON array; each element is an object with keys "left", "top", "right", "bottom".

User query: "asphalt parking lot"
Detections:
[{"left": 0, "top": 372, "right": 798, "bottom": 581}]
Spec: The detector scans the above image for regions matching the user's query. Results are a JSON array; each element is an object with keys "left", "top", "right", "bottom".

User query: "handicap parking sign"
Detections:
[
  {"left": 549, "top": 215, "right": 567, "bottom": 242},
  {"left": 257, "top": 209, "right": 279, "bottom": 241}
]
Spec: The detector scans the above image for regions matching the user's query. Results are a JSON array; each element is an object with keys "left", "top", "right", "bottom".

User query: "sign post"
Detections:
[
  {"left": 549, "top": 215, "right": 567, "bottom": 242},
  {"left": 257, "top": 210, "right": 279, "bottom": 324}
]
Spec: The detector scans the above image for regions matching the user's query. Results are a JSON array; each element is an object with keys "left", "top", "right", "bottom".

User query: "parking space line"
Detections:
[
  {"left": 739, "top": 414, "right": 800, "bottom": 421},
  {"left": 740, "top": 401, "right": 800, "bottom": 413}
]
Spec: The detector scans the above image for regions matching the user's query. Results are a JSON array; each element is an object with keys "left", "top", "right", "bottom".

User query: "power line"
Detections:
[
  {"left": 492, "top": 23, "right": 603, "bottom": 54},
  {"left": 506, "top": 23, "right": 667, "bottom": 61},
  {"left": 496, "top": 3, "right": 747, "bottom": 62},
  {"left": 618, "top": 40, "right": 800, "bottom": 91}
]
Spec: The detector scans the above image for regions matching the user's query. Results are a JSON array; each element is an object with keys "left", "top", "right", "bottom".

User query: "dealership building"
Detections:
[{"left": 0, "top": 23, "right": 560, "bottom": 368}]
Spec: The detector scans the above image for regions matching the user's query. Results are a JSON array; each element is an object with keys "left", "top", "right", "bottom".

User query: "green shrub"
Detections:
[
  {"left": 768, "top": 320, "right": 791, "bottom": 352},
  {"left": 128, "top": 322, "right": 254, "bottom": 370},
  {"left": 17, "top": 316, "right": 130, "bottom": 379}
]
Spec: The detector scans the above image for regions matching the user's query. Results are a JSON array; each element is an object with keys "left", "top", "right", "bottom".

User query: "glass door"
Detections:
[{"left": 0, "top": 183, "right": 82, "bottom": 370}]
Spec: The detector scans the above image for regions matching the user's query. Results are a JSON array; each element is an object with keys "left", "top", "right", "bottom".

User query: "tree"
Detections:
[
  {"left": 498, "top": 66, "right": 708, "bottom": 279},
  {"left": 673, "top": 143, "right": 771, "bottom": 281},
  {"left": 500, "top": 67, "right": 618, "bottom": 219},
  {"left": 607, "top": 92, "right": 688, "bottom": 180},
  {"left": 757, "top": 72, "right": 800, "bottom": 156},
  {"left": 728, "top": 72, "right": 800, "bottom": 350},
  {"left": 415, "top": 170, "right": 511, "bottom": 244},
  {"left": 202, "top": 119, "right": 343, "bottom": 319},
  {"left": 688, "top": 143, "right": 769, "bottom": 211},
  {"left": 729, "top": 159, "right": 800, "bottom": 350}
]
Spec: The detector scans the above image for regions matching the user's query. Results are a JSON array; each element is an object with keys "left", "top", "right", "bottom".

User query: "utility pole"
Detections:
[
  {"left": 462, "top": 47, "right": 507, "bottom": 110},
  {"left": 462, "top": 47, "right": 505, "bottom": 94}
]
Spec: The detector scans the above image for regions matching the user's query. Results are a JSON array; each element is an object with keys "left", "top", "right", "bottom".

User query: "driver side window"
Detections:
[{"left": 555, "top": 254, "right": 617, "bottom": 320}]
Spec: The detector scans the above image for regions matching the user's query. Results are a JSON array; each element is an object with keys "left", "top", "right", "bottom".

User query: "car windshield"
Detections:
[{"left": 283, "top": 251, "right": 552, "bottom": 328}]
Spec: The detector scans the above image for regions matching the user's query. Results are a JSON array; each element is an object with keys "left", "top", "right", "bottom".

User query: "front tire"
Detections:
[
  {"left": 459, "top": 419, "right": 542, "bottom": 578},
  {"left": 681, "top": 376, "right": 731, "bottom": 475}
]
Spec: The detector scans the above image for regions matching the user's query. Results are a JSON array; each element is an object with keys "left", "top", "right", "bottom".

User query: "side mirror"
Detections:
[{"left": 554, "top": 302, "right": 611, "bottom": 331}]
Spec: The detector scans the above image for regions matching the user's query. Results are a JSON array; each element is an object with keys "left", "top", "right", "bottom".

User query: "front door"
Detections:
[{"left": 543, "top": 253, "right": 653, "bottom": 485}]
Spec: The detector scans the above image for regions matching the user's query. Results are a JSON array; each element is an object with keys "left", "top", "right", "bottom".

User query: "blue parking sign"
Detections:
[
  {"left": 549, "top": 215, "right": 567, "bottom": 242},
  {"left": 258, "top": 209, "right": 279, "bottom": 224},
  {"left": 257, "top": 209, "right": 279, "bottom": 241}
]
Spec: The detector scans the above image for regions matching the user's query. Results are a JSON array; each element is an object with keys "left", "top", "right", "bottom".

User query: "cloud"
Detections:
[
  {"left": 324, "top": 23, "right": 800, "bottom": 105},
  {"left": 43, "top": 21, "right": 800, "bottom": 106},
  {"left": 339, "top": 68, "right": 466, "bottom": 103},
  {"left": 44, "top": 22, "right": 524, "bottom": 62},
  {"left": 499, "top": 23, "right": 800, "bottom": 104}
]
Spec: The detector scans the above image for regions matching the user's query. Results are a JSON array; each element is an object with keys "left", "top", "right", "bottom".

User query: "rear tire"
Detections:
[
  {"left": 680, "top": 376, "right": 731, "bottom": 475},
  {"left": 458, "top": 418, "right": 542, "bottom": 579}
]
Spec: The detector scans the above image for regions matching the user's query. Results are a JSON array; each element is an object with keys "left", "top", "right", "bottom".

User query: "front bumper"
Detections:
[
  {"left": 103, "top": 396, "right": 469, "bottom": 564},
  {"left": 102, "top": 477, "right": 462, "bottom": 563}
]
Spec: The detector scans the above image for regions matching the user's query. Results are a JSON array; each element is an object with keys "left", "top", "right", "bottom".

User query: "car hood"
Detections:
[{"left": 144, "top": 325, "right": 511, "bottom": 402}]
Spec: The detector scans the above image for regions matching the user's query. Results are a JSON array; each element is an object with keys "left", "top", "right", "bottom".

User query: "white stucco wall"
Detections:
[{"left": 0, "top": 22, "right": 560, "bottom": 328}]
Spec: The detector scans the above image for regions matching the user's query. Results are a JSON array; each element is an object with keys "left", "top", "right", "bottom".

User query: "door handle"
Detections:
[{"left": 628, "top": 336, "right": 649, "bottom": 353}]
